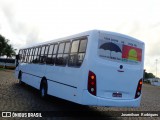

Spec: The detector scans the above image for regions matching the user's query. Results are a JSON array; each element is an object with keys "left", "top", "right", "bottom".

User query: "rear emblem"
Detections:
[{"left": 120, "top": 65, "right": 123, "bottom": 69}]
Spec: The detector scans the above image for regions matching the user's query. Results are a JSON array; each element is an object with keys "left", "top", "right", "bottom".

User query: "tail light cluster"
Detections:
[
  {"left": 135, "top": 79, "right": 143, "bottom": 99},
  {"left": 88, "top": 71, "right": 96, "bottom": 96}
]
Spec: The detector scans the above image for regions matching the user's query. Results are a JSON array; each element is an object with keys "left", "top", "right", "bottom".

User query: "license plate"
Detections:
[{"left": 112, "top": 92, "right": 122, "bottom": 97}]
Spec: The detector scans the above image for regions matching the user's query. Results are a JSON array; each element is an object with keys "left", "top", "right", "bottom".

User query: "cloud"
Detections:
[
  {"left": 0, "top": 0, "right": 41, "bottom": 49},
  {"left": 0, "top": 0, "right": 160, "bottom": 77},
  {"left": 114, "top": 20, "right": 160, "bottom": 76}
]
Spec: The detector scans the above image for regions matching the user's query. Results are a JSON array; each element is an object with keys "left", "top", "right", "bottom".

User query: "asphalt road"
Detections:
[{"left": 0, "top": 70, "right": 160, "bottom": 120}]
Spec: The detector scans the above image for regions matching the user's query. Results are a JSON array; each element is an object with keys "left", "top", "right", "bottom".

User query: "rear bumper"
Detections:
[
  {"left": 82, "top": 90, "right": 141, "bottom": 107},
  {"left": 97, "top": 96, "right": 141, "bottom": 107}
]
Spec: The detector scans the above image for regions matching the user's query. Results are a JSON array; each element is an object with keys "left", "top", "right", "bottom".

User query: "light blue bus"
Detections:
[{"left": 15, "top": 30, "right": 144, "bottom": 107}]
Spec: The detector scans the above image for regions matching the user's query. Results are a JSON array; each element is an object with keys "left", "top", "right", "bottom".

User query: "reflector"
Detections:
[
  {"left": 88, "top": 71, "right": 96, "bottom": 96},
  {"left": 135, "top": 79, "right": 143, "bottom": 99},
  {"left": 91, "top": 76, "right": 95, "bottom": 80}
]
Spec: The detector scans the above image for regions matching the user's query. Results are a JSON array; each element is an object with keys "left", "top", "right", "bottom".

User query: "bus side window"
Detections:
[
  {"left": 19, "top": 50, "right": 22, "bottom": 62},
  {"left": 37, "top": 47, "right": 41, "bottom": 63},
  {"left": 28, "top": 49, "right": 31, "bottom": 63},
  {"left": 68, "top": 40, "right": 79, "bottom": 67},
  {"left": 53, "top": 44, "right": 58, "bottom": 65},
  {"left": 55, "top": 43, "right": 65, "bottom": 66},
  {"left": 26, "top": 49, "right": 30, "bottom": 63},
  {"left": 79, "top": 39, "right": 87, "bottom": 53},
  {"left": 30, "top": 48, "right": 35, "bottom": 63},
  {"left": 68, "top": 38, "right": 87, "bottom": 67},
  {"left": 63, "top": 42, "right": 70, "bottom": 65},
  {"left": 46, "top": 44, "right": 54, "bottom": 64},
  {"left": 77, "top": 39, "right": 87, "bottom": 66},
  {"left": 18, "top": 50, "right": 22, "bottom": 62},
  {"left": 23, "top": 49, "right": 27, "bottom": 63},
  {"left": 33, "top": 47, "right": 38, "bottom": 63},
  {"left": 25, "top": 49, "right": 29, "bottom": 63},
  {"left": 28, "top": 48, "right": 33, "bottom": 63},
  {"left": 40, "top": 46, "right": 45, "bottom": 64},
  {"left": 44, "top": 45, "right": 49, "bottom": 63},
  {"left": 22, "top": 49, "right": 26, "bottom": 63}
]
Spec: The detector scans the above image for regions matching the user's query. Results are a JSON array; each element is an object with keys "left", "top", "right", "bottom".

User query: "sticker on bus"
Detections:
[
  {"left": 98, "top": 41, "right": 142, "bottom": 64},
  {"left": 122, "top": 45, "right": 142, "bottom": 62}
]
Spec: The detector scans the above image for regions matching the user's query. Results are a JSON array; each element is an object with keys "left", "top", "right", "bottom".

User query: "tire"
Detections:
[
  {"left": 40, "top": 82, "right": 47, "bottom": 98},
  {"left": 18, "top": 72, "right": 23, "bottom": 85}
]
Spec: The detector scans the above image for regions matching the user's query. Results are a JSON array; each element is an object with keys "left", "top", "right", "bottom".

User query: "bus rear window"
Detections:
[{"left": 98, "top": 40, "right": 142, "bottom": 64}]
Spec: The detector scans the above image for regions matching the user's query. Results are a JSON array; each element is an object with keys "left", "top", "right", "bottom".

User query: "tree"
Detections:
[
  {"left": 5, "top": 44, "right": 16, "bottom": 58},
  {"left": 0, "top": 35, "right": 8, "bottom": 56},
  {"left": 0, "top": 34, "right": 16, "bottom": 58},
  {"left": 144, "top": 71, "right": 155, "bottom": 79}
]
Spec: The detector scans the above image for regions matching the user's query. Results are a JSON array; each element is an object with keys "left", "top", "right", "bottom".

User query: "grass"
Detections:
[{"left": 0, "top": 67, "right": 5, "bottom": 71}]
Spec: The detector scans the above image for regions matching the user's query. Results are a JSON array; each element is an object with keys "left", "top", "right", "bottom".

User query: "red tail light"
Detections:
[
  {"left": 88, "top": 71, "right": 96, "bottom": 96},
  {"left": 135, "top": 79, "right": 143, "bottom": 99}
]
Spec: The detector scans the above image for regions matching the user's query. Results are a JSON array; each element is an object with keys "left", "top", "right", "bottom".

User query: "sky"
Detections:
[{"left": 0, "top": 0, "right": 160, "bottom": 77}]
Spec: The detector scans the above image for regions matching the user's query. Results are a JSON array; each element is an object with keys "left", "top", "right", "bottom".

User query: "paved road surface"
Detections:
[{"left": 0, "top": 70, "right": 160, "bottom": 120}]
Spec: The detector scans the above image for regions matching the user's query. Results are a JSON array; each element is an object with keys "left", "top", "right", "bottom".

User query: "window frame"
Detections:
[
  {"left": 55, "top": 41, "right": 71, "bottom": 66},
  {"left": 55, "top": 42, "right": 65, "bottom": 66},
  {"left": 46, "top": 43, "right": 59, "bottom": 65},
  {"left": 18, "top": 36, "right": 87, "bottom": 66},
  {"left": 28, "top": 48, "right": 33, "bottom": 63},
  {"left": 39, "top": 45, "right": 47, "bottom": 64},
  {"left": 62, "top": 41, "right": 71, "bottom": 66},
  {"left": 68, "top": 37, "right": 88, "bottom": 67},
  {"left": 46, "top": 44, "right": 54, "bottom": 65},
  {"left": 30, "top": 47, "right": 35, "bottom": 63}
]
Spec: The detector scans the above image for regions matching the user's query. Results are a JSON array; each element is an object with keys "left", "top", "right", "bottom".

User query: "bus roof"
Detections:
[{"left": 20, "top": 30, "right": 144, "bottom": 50}]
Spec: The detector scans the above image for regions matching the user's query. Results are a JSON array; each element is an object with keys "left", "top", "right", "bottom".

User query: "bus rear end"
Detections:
[
  {"left": 5, "top": 59, "right": 16, "bottom": 69},
  {"left": 0, "top": 58, "right": 5, "bottom": 68},
  {"left": 83, "top": 31, "right": 144, "bottom": 107}
]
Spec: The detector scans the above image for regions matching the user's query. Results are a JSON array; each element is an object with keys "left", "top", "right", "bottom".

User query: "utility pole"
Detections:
[{"left": 155, "top": 59, "right": 158, "bottom": 78}]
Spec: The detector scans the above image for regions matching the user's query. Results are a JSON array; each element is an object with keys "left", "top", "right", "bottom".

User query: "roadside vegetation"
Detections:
[{"left": 0, "top": 34, "right": 16, "bottom": 58}]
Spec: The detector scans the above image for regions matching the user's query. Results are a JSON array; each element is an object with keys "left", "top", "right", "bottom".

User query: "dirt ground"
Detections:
[{"left": 0, "top": 69, "right": 160, "bottom": 120}]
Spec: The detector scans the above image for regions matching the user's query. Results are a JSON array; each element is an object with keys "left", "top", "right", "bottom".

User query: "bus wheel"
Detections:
[
  {"left": 18, "top": 71, "right": 22, "bottom": 85},
  {"left": 40, "top": 80, "right": 47, "bottom": 98}
]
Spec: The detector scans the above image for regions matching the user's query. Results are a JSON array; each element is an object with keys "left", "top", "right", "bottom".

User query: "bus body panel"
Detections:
[
  {"left": 45, "top": 59, "right": 89, "bottom": 103},
  {"left": 5, "top": 59, "right": 16, "bottom": 69},
  {"left": 97, "top": 94, "right": 141, "bottom": 107},
  {"left": 47, "top": 80, "right": 78, "bottom": 103},
  {"left": 19, "top": 63, "right": 46, "bottom": 89},
  {"left": 92, "top": 60, "right": 143, "bottom": 100},
  {"left": 15, "top": 30, "right": 144, "bottom": 107},
  {"left": 0, "top": 58, "right": 16, "bottom": 69},
  {"left": 28, "top": 64, "right": 46, "bottom": 89},
  {"left": 82, "top": 90, "right": 141, "bottom": 107},
  {"left": 46, "top": 66, "right": 79, "bottom": 103},
  {"left": 0, "top": 61, "right": 5, "bottom": 68},
  {"left": 82, "top": 31, "right": 144, "bottom": 106}
]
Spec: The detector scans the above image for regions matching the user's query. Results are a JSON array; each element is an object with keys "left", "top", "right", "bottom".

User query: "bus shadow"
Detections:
[
  {"left": 45, "top": 96, "right": 119, "bottom": 120},
  {"left": 13, "top": 83, "right": 119, "bottom": 120}
]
